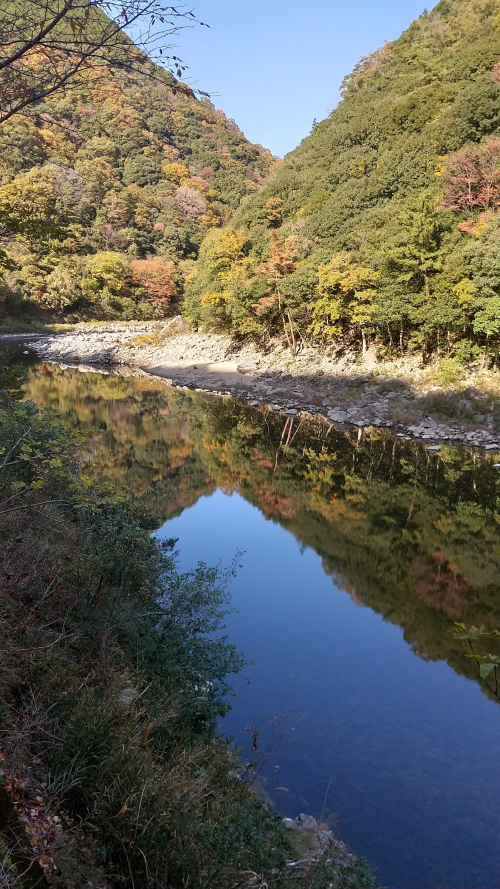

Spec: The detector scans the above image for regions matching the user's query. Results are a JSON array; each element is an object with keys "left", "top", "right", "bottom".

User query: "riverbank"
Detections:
[
  {"left": 19, "top": 319, "right": 500, "bottom": 449},
  {"left": 0, "top": 391, "right": 379, "bottom": 889}
]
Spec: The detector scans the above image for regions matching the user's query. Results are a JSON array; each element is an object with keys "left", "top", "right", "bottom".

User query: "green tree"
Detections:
[
  {"left": 382, "top": 195, "right": 447, "bottom": 359},
  {"left": 309, "top": 251, "right": 379, "bottom": 354}
]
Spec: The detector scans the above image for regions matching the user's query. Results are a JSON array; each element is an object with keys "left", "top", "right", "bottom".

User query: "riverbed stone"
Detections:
[
  {"left": 328, "top": 409, "right": 348, "bottom": 422},
  {"left": 21, "top": 326, "right": 500, "bottom": 449},
  {"left": 296, "top": 814, "right": 318, "bottom": 830}
]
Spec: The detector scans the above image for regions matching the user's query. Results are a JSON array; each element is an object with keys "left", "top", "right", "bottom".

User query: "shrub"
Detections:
[{"left": 0, "top": 393, "right": 380, "bottom": 889}]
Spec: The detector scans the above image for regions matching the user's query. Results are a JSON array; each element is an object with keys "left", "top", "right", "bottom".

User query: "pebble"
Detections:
[{"left": 23, "top": 326, "right": 500, "bottom": 450}]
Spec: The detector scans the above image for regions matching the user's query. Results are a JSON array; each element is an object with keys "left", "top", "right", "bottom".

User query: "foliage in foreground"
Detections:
[{"left": 0, "top": 389, "right": 379, "bottom": 888}]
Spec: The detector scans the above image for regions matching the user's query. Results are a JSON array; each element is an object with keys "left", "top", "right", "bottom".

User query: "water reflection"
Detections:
[
  {"left": 20, "top": 360, "right": 500, "bottom": 889},
  {"left": 25, "top": 362, "right": 500, "bottom": 692}
]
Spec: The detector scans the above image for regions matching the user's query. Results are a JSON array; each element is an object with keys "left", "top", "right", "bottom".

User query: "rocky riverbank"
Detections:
[{"left": 21, "top": 319, "right": 500, "bottom": 451}]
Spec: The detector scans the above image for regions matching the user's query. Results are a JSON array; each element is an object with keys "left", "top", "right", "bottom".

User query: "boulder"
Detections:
[
  {"left": 295, "top": 813, "right": 318, "bottom": 830},
  {"left": 328, "top": 409, "right": 348, "bottom": 422},
  {"left": 165, "top": 315, "right": 190, "bottom": 334}
]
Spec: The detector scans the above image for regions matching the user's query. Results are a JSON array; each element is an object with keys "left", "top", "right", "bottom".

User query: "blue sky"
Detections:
[{"left": 172, "top": 0, "right": 429, "bottom": 157}]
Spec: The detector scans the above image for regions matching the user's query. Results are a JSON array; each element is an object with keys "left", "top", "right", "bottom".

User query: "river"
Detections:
[{"left": 6, "top": 343, "right": 500, "bottom": 889}]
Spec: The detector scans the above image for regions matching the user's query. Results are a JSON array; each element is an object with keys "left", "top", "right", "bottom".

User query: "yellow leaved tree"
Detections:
[
  {"left": 309, "top": 251, "right": 379, "bottom": 354},
  {"left": 184, "top": 227, "right": 250, "bottom": 328}
]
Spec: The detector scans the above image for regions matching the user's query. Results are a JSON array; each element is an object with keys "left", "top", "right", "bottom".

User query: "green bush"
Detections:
[{"left": 0, "top": 393, "right": 379, "bottom": 888}]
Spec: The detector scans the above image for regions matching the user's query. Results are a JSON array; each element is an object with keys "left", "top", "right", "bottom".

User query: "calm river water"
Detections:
[{"left": 8, "top": 344, "right": 500, "bottom": 889}]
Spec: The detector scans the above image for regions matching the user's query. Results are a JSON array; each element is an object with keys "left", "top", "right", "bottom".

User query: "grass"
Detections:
[
  {"left": 127, "top": 322, "right": 178, "bottom": 349},
  {"left": 0, "top": 318, "right": 62, "bottom": 335},
  {"left": 0, "top": 382, "right": 380, "bottom": 889}
]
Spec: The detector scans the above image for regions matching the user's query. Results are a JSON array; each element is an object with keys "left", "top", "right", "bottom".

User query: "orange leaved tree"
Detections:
[
  {"left": 253, "top": 232, "right": 299, "bottom": 357},
  {"left": 130, "top": 259, "right": 176, "bottom": 312}
]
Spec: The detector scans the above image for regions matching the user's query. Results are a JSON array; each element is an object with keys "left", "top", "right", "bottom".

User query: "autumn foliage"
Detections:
[
  {"left": 185, "top": 0, "right": 500, "bottom": 363},
  {"left": 440, "top": 140, "right": 500, "bottom": 214},
  {"left": 130, "top": 259, "right": 176, "bottom": 305}
]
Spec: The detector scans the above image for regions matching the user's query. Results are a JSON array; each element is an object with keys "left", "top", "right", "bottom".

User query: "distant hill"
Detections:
[
  {"left": 186, "top": 0, "right": 500, "bottom": 365},
  {"left": 0, "top": 59, "right": 276, "bottom": 322}
]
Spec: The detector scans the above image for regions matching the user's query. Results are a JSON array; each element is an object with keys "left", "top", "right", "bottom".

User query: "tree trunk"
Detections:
[
  {"left": 481, "top": 335, "right": 489, "bottom": 369},
  {"left": 287, "top": 309, "right": 296, "bottom": 358},
  {"left": 281, "top": 313, "right": 294, "bottom": 357}
]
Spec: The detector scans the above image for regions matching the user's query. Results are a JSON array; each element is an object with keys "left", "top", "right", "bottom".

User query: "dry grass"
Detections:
[{"left": 0, "top": 393, "right": 379, "bottom": 889}]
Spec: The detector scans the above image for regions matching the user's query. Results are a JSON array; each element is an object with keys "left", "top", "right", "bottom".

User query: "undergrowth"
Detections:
[{"left": 0, "top": 373, "right": 380, "bottom": 889}]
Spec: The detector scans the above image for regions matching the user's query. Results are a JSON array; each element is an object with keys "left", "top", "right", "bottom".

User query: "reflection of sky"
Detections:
[{"left": 158, "top": 490, "right": 500, "bottom": 889}]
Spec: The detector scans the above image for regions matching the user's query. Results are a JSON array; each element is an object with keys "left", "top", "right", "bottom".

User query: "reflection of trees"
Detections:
[
  {"left": 25, "top": 365, "right": 215, "bottom": 519},
  {"left": 175, "top": 395, "right": 500, "bottom": 695},
  {"left": 26, "top": 365, "right": 500, "bottom": 694}
]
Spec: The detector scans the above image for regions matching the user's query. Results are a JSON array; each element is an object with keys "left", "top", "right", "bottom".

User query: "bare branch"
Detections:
[
  {"left": 0, "top": 0, "right": 205, "bottom": 122},
  {"left": 0, "top": 498, "right": 74, "bottom": 515}
]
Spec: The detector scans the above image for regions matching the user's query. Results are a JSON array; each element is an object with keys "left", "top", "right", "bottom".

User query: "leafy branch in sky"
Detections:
[{"left": 0, "top": 0, "right": 208, "bottom": 123}]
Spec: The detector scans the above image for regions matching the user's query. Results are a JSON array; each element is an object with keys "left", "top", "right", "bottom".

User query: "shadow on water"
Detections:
[{"left": 12, "top": 353, "right": 500, "bottom": 889}]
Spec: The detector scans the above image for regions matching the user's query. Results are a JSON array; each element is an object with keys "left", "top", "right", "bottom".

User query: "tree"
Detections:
[
  {"left": 0, "top": 165, "right": 63, "bottom": 241},
  {"left": 439, "top": 139, "right": 500, "bottom": 214},
  {"left": 175, "top": 185, "right": 206, "bottom": 221},
  {"left": 43, "top": 261, "right": 82, "bottom": 310},
  {"left": 383, "top": 195, "right": 447, "bottom": 358},
  {"left": 83, "top": 249, "right": 130, "bottom": 303},
  {"left": 130, "top": 258, "right": 176, "bottom": 308},
  {"left": 163, "top": 161, "right": 190, "bottom": 184},
  {"left": 254, "top": 232, "right": 299, "bottom": 355},
  {"left": 265, "top": 197, "right": 283, "bottom": 227},
  {"left": 0, "top": 0, "right": 206, "bottom": 124},
  {"left": 309, "top": 251, "right": 379, "bottom": 354}
]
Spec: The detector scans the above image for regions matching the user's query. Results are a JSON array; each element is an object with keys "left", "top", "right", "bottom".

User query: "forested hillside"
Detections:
[
  {"left": 0, "top": 61, "right": 275, "bottom": 322},
  {"left": 186, "top": 0, "right": 500, "bottom": 365}
]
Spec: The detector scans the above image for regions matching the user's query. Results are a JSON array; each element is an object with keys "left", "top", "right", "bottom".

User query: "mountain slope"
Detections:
[
  {"left": 0, "top": 59, "right": 276, "bottom": 322},
  {"left": 186, "top": 0, "right": 500, "bottom": 364}
]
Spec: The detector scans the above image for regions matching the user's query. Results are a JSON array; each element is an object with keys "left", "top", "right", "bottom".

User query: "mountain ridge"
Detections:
[
  {"left": 185, "top": 0, "right": 500, "bottom": 367},
  {"left": 0, "top": 53, "right": 277, "bottom": 323}
]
